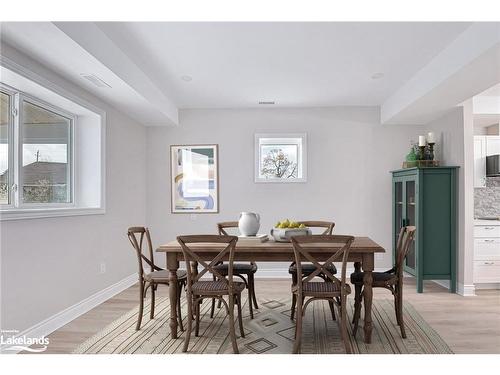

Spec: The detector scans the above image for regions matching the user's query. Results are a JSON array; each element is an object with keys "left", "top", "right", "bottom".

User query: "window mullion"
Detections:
[{"left": 12, "top": 93, "right": 21, "bottom": 207}]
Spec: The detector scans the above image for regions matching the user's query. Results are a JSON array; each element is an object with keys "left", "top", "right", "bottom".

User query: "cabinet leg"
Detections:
[
  {"left": 417, "top": 276, "right": 423, "bottom": 293},
  {"left": 450, "top": 277, "right": 456, "bottom": 293}
]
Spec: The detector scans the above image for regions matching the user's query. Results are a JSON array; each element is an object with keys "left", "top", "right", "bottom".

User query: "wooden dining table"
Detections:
[{"left": 157, "top": 236, "right": 385, "bottom": 344}]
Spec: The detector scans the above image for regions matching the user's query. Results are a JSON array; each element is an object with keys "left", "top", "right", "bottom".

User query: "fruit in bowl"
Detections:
[
  {"left": 275, "top": 219, "right": 307, "bottom": 229},
  {"left": 271, "top": 219, "right": 311, "bottom": 242}
]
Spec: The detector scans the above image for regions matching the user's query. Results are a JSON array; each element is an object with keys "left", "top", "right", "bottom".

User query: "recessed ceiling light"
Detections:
[
  {"left": 258, "top": 101, "right": 275, "bottom": 105},
  {"left": 181, "top": 75, "right": 193, "bottom": 82},
  {"left": 371, "top": 72, "right": 384, "bottom": 80}
]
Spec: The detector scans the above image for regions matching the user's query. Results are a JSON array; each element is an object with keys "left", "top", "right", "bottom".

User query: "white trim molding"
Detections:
[
  {"left": 474, "top": 283, "right": 500, "bottom": 290},
  {"left": 457, "top": 283, "right": 476, "bottom": 297},
  {"left": 434, "top": 280, "right": 476, "bottom": 296},
  {"left": 0, "top": 274, "right": 137, "bottom": 354},
  {"left": 0, "top": 207, "right": 105, "bottom": 221}
]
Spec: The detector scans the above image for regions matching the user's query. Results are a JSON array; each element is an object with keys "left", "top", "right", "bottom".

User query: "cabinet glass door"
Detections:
[
  {"left": 395, "top": 181, "right": 403, "bottom": 248},
  {"left": 405, "top": 180, "right": 416, "bottom": 270}
]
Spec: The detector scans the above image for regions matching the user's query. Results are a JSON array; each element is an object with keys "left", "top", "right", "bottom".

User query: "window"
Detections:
[
  {"left": 0, "top": 90, "right": 12, "bottom": 204},
  {"left": 0, "top": 83, "right": 74, "bottom": 208},
  {"left": 1, "top": 61, "right": 105, "bottom": 220},
  {"left": 21, "top": 100, "right": 72, "bottom": 204},
  {"left": 254, "top": 133, "right": 307, "bottom": 183}
]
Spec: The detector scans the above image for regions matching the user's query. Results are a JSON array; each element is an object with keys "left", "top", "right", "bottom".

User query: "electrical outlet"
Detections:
[{"left": 99, "top": 262, "right": 106, "bottom": 274}]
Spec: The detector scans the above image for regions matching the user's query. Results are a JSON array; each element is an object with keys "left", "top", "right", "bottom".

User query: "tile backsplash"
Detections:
[{"left": 475, "top": 176, "right": 500, "bottom": 218}]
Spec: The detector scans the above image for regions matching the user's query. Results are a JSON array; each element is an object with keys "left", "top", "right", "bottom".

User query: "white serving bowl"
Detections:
[{"left": 270, "top": 227, "right": 312, "bottom": 242}]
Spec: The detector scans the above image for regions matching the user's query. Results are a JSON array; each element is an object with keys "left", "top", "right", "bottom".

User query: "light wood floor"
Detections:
[{"left": 36, "top": 278, "right": 500, "bottom": 354}]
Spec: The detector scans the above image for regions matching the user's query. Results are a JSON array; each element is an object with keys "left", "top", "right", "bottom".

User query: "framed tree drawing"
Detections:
[{"left": 170, "top": 144, "right": 219, "bottom": 213}]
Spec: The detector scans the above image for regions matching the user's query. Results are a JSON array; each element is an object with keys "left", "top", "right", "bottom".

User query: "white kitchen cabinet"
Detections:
[
  {"left": 474, "top": 136, "right": 500, "bottom": 187},
  {"left": 474, "top": 225, "right": 500, "bottom": 238},
  {"left": 486, "top": 136, "right": 500, "bottom": 156},
  {"left": 474, "top": 136, "right": 486, "bottom": 187},
  {"left": 473, "top": 261, "right": 500, "bottom": 283},
  {"left": 474, "top": 220, "right": 500, "bottom": 285}
]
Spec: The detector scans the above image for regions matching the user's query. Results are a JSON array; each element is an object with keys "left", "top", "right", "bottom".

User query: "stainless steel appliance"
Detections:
[{"left": 486, "top": 154, "right": 500, "bottom": 177}]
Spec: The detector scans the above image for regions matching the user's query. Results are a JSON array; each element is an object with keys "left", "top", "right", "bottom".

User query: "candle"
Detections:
[
  {"left": 427, "top": 132, "right": 435, "bottom": 144},
  {"left": 419, "top": 135, "right": 426, "bottom": 146}
]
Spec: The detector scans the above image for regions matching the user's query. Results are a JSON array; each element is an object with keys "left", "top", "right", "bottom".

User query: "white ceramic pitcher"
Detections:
[{"left": 238, "top": 212, "right": 260, "bottom": 236}]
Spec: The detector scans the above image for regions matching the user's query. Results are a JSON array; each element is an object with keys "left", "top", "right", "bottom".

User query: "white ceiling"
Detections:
[
  {"left": 2, "top": 21, "right": 498, "bottom": 126},
  {"left": 96, "top": 22, "right": 471, "bottom": 108},
  {"left": 477, "top": 82, "right": 500, "bottom": 97},
  {"left": 0, "top": 22, "right": 177, "bottom": 125}
]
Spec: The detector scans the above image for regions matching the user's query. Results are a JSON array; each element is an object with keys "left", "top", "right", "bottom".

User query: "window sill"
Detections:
[{"left": 0, "top": 207, "right": 105, "bottom": 221}]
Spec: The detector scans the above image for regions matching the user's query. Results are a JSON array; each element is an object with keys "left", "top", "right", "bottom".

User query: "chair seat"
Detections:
[
  {"left": 350, "top": 271, "right": 396, "bottom": 285},
  {"left": 213, "top": 263, "right": 258, "bottom": 275},
  {"left": 192, "top": 280, "right": 245, "bottom": 295},
  {"left": 144, "top": 269, "right": 187, "bottom": 283},
  {"left": 288, "top": 263, "right": 337, "bottom": 276},
  {"left": 292, "top": 281, "right": 351, "bottom": 296}
]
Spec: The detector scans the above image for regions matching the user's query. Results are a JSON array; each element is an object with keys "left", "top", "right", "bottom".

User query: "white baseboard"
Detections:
[
  {"left": 457, "top": 283, "right": 476, "bottom": 296},
  {"left": 1, "top": 273, "right": 137, "bottom": 354},
  {"left": 474, "top": 283, "right": 500, "bottom": 290}
]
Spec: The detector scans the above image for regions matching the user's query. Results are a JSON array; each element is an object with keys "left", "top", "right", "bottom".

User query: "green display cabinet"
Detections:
[{"left": 391, "top": 167, "right": 458, "bottom": 293}]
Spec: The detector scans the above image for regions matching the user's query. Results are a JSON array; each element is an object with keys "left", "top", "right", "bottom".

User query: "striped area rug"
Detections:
[{"left": 74, "top": 296, "right": 453, "bottom": 354}]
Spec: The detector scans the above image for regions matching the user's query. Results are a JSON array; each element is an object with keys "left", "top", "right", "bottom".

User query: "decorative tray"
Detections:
[{"left": 402, "top": 160, "right": 440, "bottom": 168}]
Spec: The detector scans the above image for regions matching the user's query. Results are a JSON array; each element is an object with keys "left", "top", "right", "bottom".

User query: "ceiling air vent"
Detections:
[
  {"left": 80, "top": 74, "right": 112, "bottom": 88},
  {"left": 258, "top": 101, "right": 275, "bottom": 105}
]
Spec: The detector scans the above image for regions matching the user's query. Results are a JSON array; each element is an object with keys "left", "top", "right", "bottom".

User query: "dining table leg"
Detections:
[
  {"left": 167, "top": 253, "right": 180, "bottom": 339},
  {"left": 362, "top": 253, "right": 374, "bottom": 344}
]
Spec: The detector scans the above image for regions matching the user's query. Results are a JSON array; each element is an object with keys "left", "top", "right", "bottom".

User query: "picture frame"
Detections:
[
  {"left": 254, "top": 133, "right": 307, "bottom": 183},
  {"left": 170, "top": 144, "right": 219, "bottom": 213}
]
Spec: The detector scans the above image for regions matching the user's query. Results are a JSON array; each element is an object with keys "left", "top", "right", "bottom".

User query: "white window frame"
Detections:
[
  {"left": 0, "top": 84, "right": 15, "bottom": 208},
  {"left": 18, "top": 93, "right": 75, "bottom": 208},
  {"left": 0, "top": 83, "right": 76, "bottom": 210},
  {"left": 0, "top": 55, "right": 106, "bottom": 221},
  {"left": 254, "top": 133, "right": 307, "bottom": 183}
]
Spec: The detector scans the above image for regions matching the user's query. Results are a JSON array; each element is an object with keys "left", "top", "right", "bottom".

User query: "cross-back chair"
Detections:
[
  {"left": 350, "top": 226, "right": 416, "bottom": 339},
  {"left": 288, "top": 221, "right": 336, "bottom": 320},
  {"left": 208, "top": 221, "right": 258, "bottom": 319},
  {"left": 291, "top": 234, "right": 354, "bottom": 354},
  {"left": 177, "top": 235, "right": 245, "bottom": 354},
  {"left": 127, "top": 226, "right": 187, "bottom": 331}
]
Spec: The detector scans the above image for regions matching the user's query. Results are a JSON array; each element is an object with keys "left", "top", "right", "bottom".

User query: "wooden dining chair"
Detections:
[
  {"left": 177, "top": 235, "right": 245, "bottom": 354},
  {"left": 290, "top": 234, "right": 354, "bottom": 354},
  {"left": 350, "top": 226, "right": 416, "bottom": 339},
  {"left": 208, "top": 221, "right": 259, "bottom": 319},
  {"left": 127, "top": 226, "right": 187, "bottom": 331},
  {"left": 288, "top": 221, "right": 335, "bottom": 320}
]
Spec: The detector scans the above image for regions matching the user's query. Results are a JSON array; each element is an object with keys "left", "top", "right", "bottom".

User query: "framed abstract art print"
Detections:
[{"left": 170, "top": 144, "right": 219, "bottom": 213}]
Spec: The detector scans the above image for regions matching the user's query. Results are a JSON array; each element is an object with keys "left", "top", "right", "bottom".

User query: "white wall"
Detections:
[
  {"left": 146, "top": 108, "right": 425, "bottom": 275},
  {"left": 0, "top": 46, "right": 147, "bottom": 333}
]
